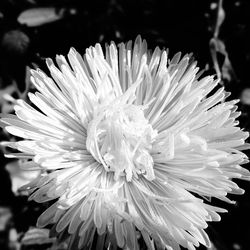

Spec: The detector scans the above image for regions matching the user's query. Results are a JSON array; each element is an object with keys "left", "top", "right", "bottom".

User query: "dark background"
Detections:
[{"left": 0, "top": 0, "right": 250, "bottom": 249}]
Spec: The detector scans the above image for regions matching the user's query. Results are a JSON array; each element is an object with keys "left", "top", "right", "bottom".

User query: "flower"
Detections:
[{"left": 0, "top": 36, "right": 249, "bottom": 250}]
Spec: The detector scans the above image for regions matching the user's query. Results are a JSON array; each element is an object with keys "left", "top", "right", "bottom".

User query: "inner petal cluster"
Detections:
[{"left": 86, "top": 102, "right": 158, "bottom": 181}]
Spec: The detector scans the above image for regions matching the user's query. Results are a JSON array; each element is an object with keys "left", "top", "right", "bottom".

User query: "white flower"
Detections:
[{"left": 1, "top": 36, "right": 249, "bottom": 250}]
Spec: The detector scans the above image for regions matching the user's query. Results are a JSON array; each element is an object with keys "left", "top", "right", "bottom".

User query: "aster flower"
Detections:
[{"left": 1, "top": 36, "right": 249, "bottom": 250}]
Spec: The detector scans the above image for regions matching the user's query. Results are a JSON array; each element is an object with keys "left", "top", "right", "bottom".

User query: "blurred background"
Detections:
[{"left": 0, "top": 0, "right": 250, "bottom": 249}]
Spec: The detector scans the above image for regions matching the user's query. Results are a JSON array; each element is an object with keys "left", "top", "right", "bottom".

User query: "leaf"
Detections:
[
  {"left": 17, "top": 7, "right": 65, "bottom": 27},
  {"left": 209, "top": 0, "right": 237, "bottom": 85},
  {"left": 241, "top": 88, "right": 250, "bottom": 105},
  {"left": 21, "top": 227, "right": 56, "bottom": 245},
  {"left": 213, "top": 0, "right": 225, "bottom": 38},
  {"left": 209, "top": 37, "right": 237, "bottom": 84},
  {"left": 0, "top": 84, "right": 16, "bottom": 114},
  {"left": 0, "top": 206, "right": 12, "bottom": 231},
  {"left": 5, "top": 160, "right": 40, "bottom": 195}
]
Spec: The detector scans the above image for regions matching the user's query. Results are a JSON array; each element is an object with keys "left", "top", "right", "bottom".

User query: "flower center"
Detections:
[{"left": 86, "top": 103, "right": 157, "bottom": 181}]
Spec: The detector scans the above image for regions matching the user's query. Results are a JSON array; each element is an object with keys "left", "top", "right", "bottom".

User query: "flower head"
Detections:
[{"left": 1, "top": 36, "right": 249, "bottom": 250}]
